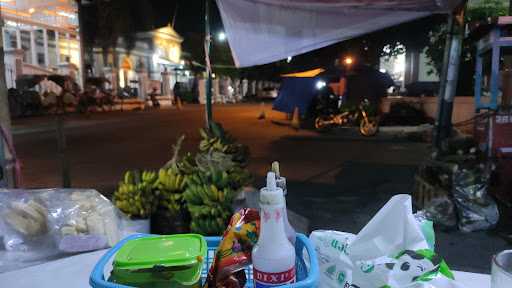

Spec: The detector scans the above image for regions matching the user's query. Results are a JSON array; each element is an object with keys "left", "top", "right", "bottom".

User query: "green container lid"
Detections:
[{"left": 111, "top": 234, "right": 206, "bottom": 287}]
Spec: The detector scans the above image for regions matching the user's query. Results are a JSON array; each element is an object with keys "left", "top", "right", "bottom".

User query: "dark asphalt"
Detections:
[{"left": 12, "top": 104, "right": 510, "bottom": 273}]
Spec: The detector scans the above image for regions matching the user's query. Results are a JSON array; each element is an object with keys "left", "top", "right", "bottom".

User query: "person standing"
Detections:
[
  {"left": 149, "top": 87, "right": 160, "bottom": 108},
  {"left": 173, "top": 82, "right": 182, "bottom": 105}
]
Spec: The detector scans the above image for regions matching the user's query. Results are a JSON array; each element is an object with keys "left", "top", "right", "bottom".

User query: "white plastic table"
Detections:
[{"left": 0, "top": 249, "right": 492, "bottom": 288}]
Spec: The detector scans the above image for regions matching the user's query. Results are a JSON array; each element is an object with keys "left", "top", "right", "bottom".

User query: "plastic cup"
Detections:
[{"left": 492, "top": 250, "right": 512, "bottom": 288}]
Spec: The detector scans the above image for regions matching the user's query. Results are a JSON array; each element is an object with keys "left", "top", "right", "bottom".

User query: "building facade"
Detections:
[
  {"left": 91, "top": 25, "right": 184, "bottom": 100},
  {"left": 1, "top": 0, "right": 81, "bottom": 88},
  {"left": 380, "top": 46, "right": 440, "bottom": 95},
  {"left": 1, "top": 1, "right": 185, "bottom": 101}
]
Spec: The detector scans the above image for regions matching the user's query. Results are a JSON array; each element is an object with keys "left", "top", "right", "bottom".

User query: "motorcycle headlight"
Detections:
[{"left": 316, "top": 80, "right": 326, "bottom": 90}]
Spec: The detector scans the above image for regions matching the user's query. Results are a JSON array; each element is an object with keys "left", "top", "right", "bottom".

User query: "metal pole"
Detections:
[
  {"left": 434, "top": 4, "right": 466, "bottom": 148},
  {"left": 56, "top": 115, "right": 70, "bottom": 187},
  {"left": 205, "top": 0, "right": 213, "bottom": 126},
  {"left": 0, "top": 17, "right": 15, "bottom": 188},
  {"left": 434, "top": 14, "right": 454, "bottom": 148},
  {"left": 77, "top": 0, "right": 88, "bottom": 87}
]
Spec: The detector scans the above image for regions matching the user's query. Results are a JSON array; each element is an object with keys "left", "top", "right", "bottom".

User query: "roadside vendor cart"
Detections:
[
  {"left": 473, "top": 16, "right": 512, "bottom": 205},
  {"left": 2, "top": 1, "right": 509, "bottom": 287},
  {"left": 0, "top": 246, "right": 492, "bottom": 288}
]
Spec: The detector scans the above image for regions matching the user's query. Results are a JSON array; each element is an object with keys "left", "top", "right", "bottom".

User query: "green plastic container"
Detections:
[{"left": 109, "top": 234, "right": 207, "bottom": 288}]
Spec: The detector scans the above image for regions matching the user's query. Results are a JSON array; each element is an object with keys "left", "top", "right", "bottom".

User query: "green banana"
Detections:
[{"left": 114, "top": 170, "right": 158, "bottom": 219}]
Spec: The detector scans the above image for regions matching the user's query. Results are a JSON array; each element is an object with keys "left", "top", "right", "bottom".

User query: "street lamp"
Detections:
[
  {"left": 344, "top": 56, "right": 353, "bottom": 65},
  {"left": 217, "top": 31, "right": 226, "bottom": 42}
]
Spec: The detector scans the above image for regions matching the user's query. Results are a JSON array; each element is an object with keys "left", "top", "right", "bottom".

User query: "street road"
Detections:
[{"left": 12, "top": 104, "right": 509, "bottom": 273}]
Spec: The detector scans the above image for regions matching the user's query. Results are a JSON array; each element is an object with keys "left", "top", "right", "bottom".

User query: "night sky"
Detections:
[
  {"left": 133, "top": 0, "right": 223, "bottom": 37},
  {"left": 83, "top": 1, "right": 447, "bottom": 79}
]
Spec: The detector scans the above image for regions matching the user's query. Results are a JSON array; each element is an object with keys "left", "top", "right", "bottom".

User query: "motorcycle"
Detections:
[{"left": 314, "top": 95, "right": 379, "bottom": 136}]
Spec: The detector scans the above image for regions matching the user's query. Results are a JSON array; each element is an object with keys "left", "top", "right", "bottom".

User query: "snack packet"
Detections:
[{"left": 204, "top": 208, "right": 260, "bottom": 288}]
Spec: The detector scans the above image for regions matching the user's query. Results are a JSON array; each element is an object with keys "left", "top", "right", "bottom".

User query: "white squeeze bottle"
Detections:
[
  {"left": 271, "top": 161, "right": 296, "bottom": 244},
  {"left": 252, "top": 172, "right": 296, "bottom": 287}
]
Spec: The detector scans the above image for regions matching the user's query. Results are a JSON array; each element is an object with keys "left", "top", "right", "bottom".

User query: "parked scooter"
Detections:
[{"left": 313, "top": 86, "right": 379, "bottom": 136}]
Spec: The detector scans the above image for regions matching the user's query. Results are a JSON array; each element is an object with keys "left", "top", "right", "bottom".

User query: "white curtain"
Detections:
[{"left": 216, "top": 0, "right": 461, "bottom": 67}]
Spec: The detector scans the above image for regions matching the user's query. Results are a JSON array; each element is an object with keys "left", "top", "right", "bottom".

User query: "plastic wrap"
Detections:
[
  {"left": 0, "top": 190, "right": 53, "bottom": 252},
  {"left": 309, "top": 195, "right": 467, "bottom": 288},
  {"left": 420, "top": 196, "right": 458, "bottom": 229},
  {"left": 47, "top": 190, "right": 121, "bottom": 253},
  {"left": 414, "top": 212, "right": 436, "bottom": 251},
  {"left": 452, "top": 168, "right": 499, "bottom": 232},
  {"left": 0, "top": 189, "right": 126, "bottom": 273},
  {"left": 309, "top": 230, "right": 355, "bottom": 288}
]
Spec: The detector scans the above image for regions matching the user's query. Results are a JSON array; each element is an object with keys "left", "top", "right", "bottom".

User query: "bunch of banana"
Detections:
[
  {"left": 198, "top": 125, "right": 250, "bottom": 166},
  {"left": 157, "top": 168, "right": 186, "bottom": 192},
  {"left": 156, "top": 167, "right": 187, "bottom": 215},
  {"left": 184, "top": 175, "right": 236, "bottom": 235},
  {"left": 226, "top": 143, "right": 250, "bottom": 166},
  {"left": 187, "top": 204, "right": 232, "bottom": 219},
  {"left": 190, "top": 217, "right": 227, "bottom": 236},
  {"left": 184, "top": 183, "right": 234, "bottom": 206},
  {"left": 198, "top": 122, "right": 235, "bottom": 151},
  {"left": 199, "top": 131, "right": 228, "bottom": 153},
  {"left": 141, "top": 170, "right": 157, "bottom": 183},
  {"left": 113, "top": 170, "right": 158, "bottom": 219},
  {"left": 226, "top": 167, "right": 252, "bottom": 190},
  {"left": 176, "top": 153, "right": 197, "bottom": 175},
  {"left": 196, "top": 151, "right": 236, "bottom": 172}
]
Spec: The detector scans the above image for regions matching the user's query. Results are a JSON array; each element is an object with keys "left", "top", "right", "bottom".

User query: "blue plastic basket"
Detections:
[{"left": 90, "top": 233, "right": 318, "bottom": 288}]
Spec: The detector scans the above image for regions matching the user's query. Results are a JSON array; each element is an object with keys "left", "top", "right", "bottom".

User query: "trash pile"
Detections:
[
  {"left": 414, "top": 136, "right": 499, "bottom": 232},
  {"left": 381, "top": 101, "right": 434, "bottom": 126}
]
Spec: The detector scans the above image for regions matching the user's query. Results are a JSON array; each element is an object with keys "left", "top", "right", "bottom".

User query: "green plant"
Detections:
[
  {"left": 425, "top": 0, "right": 508, "bottom": 77},
  {"left": 113, "top": 170, "right": 158, "bottom": 219}
]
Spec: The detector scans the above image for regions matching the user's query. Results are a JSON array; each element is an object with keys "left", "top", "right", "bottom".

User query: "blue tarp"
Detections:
[{"left": 272, "top": 77, "right": 318, "bottom": 115}]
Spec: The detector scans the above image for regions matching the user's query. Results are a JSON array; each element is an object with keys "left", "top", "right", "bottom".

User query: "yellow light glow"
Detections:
[
  {"left": 57, "top": 11, "right": 76, "bottom": 19},
  {"left": 1, "top": 7, "right": 31, "bottom": 17},
  {"left": 28, "top": 8, "right": 36, "bottom": 14},
  {"left": 344, "top": 57, "right": 353, "bottom": 65}
]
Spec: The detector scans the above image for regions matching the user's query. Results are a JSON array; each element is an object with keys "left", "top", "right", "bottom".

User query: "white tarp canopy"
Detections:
[{"left": 216, "top": 0, "right": 462, "bottom": 67}]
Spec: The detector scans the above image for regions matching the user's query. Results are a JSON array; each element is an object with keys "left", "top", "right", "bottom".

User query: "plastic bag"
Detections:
[
  {"left": 452, "top": 168, "right": 499, "bottom": 232},
  {"left": 354, "top": 249, "right": 457, "bottom": 288},
  {"left": 47, "top": 190, "right": 121, "bottom": 253},
  {"left": 0, "top": 189, "right": 126, "bottom": 273},
  {"left": 0, "top": 190, "right": 60, "bottom": 273},
  {"left": 0, "top": 190, "right": 53, "bottom": 252},
  {"left": 419, "top": 196, "right": 457, "bottom": 229},
  {"left": 309, "top": 230, "right": 355, "bottom": 288},
  {"left": 309, "top": 195, "right": 466, "bottom": 288},
  {"left": 414, "top": 212, "right": 435, "bottom": 251}
]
